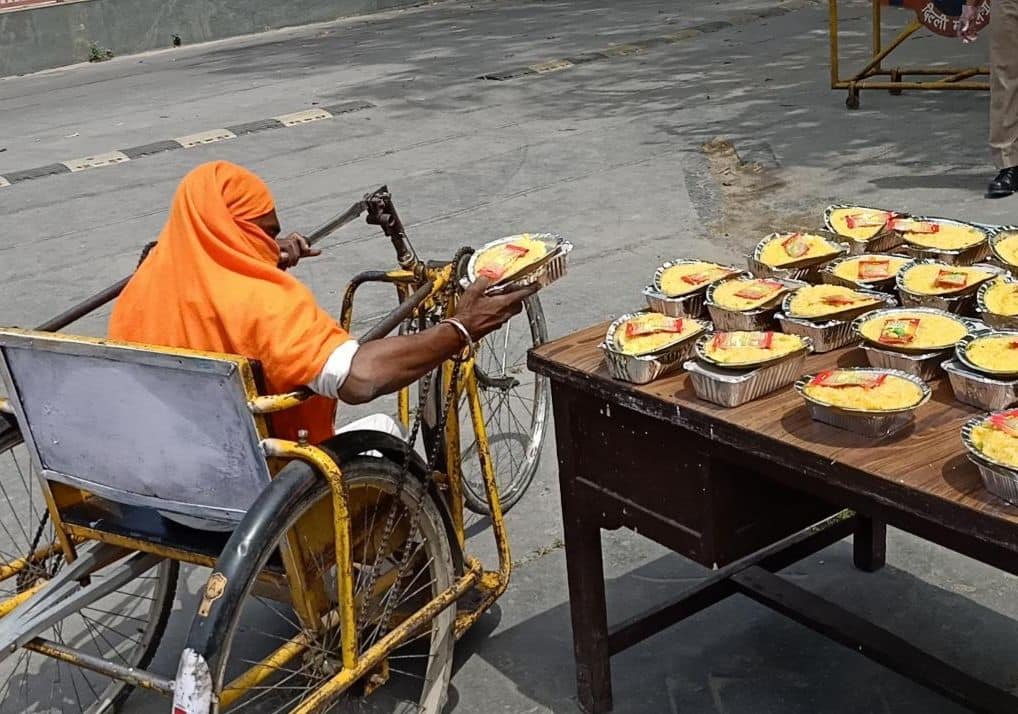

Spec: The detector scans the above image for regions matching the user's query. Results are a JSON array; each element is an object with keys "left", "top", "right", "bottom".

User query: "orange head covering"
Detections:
[{"left": 109, "top": 160, "right": 350, "bottom": 443}]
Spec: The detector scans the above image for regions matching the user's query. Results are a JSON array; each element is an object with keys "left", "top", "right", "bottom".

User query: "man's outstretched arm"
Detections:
[{"left": 328, "top": 278, "right": 538, "bottom": 405}]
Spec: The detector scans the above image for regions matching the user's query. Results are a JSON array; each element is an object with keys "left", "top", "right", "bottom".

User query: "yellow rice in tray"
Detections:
[
  {"left": 786, "top": 284, "right": 881, "bottom": 319},
  {"left": 758, "top": 232, "right": 840, "bottom": 267},
  {"left": 831, "top": 255, "right": 910, "bottom": 283},
  {"left": 473, "top": 234, "right": 549, "bottom": 282},
  {"left": 711, "top": 277, "right": 788, "bottom": 311},
  {"left": 613, "top": 313, "right": 706, "bottom": 356},
  {"left": 827, "top": 207, "right": 896, "bottom": 241},
  {"left": 897, "top": 219, "right": 985, "bottom": 251},
  {"left": 803, "top": 372, "right": 924, "bottom": 411},
  {"left": 899, "top": 263, "right": 995, "bottom": 296},
  {"left": 982, "top": 281, "right": 1018, "bottom": 316},
  {"left": 701, "top": 331, "right": 804, "bottom": 366},
  {"left": 992, "top": 231, "right": 1018, "bottom": 268},
  {"left": 971, "top": 421, "right": 1018, "bottom": 468},
  {"left": 964, "top": 335, "right": 1018, "bottom": 373},
  {"left": 857, "top": 310, "right": 968, "bottom": 350},
  {"left": 658, "top": 261, "right": 736, "bottom": 297}
]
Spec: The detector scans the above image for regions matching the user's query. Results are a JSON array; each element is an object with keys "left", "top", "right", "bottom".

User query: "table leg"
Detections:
[
  {"left": 562, "top": 502, "right": 613, "bottom": 713},
  {"left": 853, "top": 516, "right": 886, "bottom": 572}
]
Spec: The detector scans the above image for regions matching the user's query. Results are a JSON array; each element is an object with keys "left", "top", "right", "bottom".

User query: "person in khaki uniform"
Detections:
[{"left": 962, "top": 0, "right": 1018, "bottom": 197}]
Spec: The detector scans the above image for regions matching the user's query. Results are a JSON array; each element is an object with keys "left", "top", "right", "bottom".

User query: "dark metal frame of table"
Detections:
[{"left": 541, "top": 377, "right": 1018, "bottom": 714}]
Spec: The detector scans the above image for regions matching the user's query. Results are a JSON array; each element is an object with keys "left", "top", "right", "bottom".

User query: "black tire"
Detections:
[{"left": 186, "top": 453, "right": 456, "bottom": 713}]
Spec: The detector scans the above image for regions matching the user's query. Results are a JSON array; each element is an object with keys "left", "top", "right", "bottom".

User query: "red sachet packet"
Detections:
[
  {"left": 934, "top": 269, "right": 968, "bottom": 290},
  {"left": 989, "top": 410, "right": 1018, "bottom": 437},
  {"left": 681, "top": 271, "right": 712, "bottom": 286},
  {"left": 625, "top": 318, "right": 684, "bottom": 339},
  {"left": 734, "top": 279, "right": 784, "bottom": 301},
  {"left": 857, "top": 258, "right": 891, "bottom": 280},
  {"left": 810, "top": 370, "right": 888, "bottom": 389},
  {"left": 845, "top": 211, "right": 893, "bottom": 229},
  {"left": 681, "top": 267, "right": 732, "bottom": 286},
  {"left": 878, "top": 318, "right": 921, "bottom": 345},
  {"left": 821, "top": 293, "right": 859, "bottom": 306},
  {"left": 891, "top": 219, "right": 940, "bottom": 234},
  {"left": 477, "top": 243, "right": 530, "bottom": 281},
  {"left": 711, "top": 331, "right": 775, "bottom": 350},
  {"left": 781, "top": 233, "right": 810, "bottom": 258}
]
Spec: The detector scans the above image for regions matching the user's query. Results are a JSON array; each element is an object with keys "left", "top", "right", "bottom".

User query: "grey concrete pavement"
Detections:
[{"left": 1, "top": 0, "right": 1017, "bottom": 712}]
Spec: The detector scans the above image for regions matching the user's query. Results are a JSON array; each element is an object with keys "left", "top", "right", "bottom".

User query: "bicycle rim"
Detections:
[
  {"left": 460, "top": 294, "right": 549, "bottom": 515},
  {"left": 212, "top": 457, "right": 455, "bottom": 714},
  {"left": 0, "top": 432, "right": 178, "bottom": 714}
]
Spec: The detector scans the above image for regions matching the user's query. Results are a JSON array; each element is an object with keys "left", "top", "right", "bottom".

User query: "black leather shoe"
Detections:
[{"left": 987, "top": 166, "right": 1018, "bottom": 198}]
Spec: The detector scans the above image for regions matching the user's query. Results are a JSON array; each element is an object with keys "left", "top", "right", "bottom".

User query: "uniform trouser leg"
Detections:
[{"left": 991, "top": 0, "right": 1018, "bottom": 169}]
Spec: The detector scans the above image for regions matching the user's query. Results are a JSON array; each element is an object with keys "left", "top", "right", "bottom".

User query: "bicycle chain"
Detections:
[{"left": 355, "top": 246, "right": 475, "bottom": 640}]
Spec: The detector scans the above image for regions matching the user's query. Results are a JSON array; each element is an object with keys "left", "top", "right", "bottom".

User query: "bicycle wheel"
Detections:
[
  {"left": 460, "top": 294, "right": 549, "bottom": 515},
  {"left": 0, "top": 425, "right": 178, "bottom": 714},
  {"left": 201, "top": 455, "right": 455, "bottom": 714}
]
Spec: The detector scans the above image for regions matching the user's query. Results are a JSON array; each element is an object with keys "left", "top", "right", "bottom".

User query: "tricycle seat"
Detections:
[{"left": 0, "top": 329, "right": 272, "bottom": 527}]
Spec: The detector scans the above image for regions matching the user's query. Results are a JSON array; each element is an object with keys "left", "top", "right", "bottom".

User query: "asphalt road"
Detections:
[{"left": 1, "top": 0, "right": 1017, "bottom": 712}]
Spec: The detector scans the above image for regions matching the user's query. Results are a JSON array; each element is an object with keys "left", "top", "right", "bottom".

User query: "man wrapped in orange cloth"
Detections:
[{"left": 109, "top": 161, "right": 534, "bottom": 448}]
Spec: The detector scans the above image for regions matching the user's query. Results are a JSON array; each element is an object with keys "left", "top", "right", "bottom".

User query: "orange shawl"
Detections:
[{"left": 108, "top": 161, "right": 350, "bottom": 443}]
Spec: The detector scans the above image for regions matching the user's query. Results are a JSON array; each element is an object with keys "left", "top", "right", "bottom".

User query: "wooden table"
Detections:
[{"left": 529, "top": 324, "right": 1018, "bottom": 714}]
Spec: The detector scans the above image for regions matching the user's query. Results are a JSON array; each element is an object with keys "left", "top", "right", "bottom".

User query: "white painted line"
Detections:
[
  {"left": 272, "top": 108, "right": 333, "bottom": 127},
  {"left": 174, "top": 129, "right": 237, "bottom": 148},
  {"left": 0, "top": 176, "right": 9, "bottom": 188},
  {"left": 62, "top": 151, "right": 131, "bottom": 172}
]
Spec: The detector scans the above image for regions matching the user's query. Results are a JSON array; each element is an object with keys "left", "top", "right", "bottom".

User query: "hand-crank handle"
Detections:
[
  {"left": 363, "top": 186, "right": 420, "bottom": 271},
  {"left": 305, "top": 198, "right": 369, "bottom": 247}
]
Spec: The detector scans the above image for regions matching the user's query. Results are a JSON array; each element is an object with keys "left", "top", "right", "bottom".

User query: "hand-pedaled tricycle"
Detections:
[{"left": 0, "top": 188, "right": 571, "bottom": 713}]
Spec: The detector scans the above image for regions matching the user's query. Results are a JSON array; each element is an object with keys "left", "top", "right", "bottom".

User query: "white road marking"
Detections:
[
  {"left": 62, "top": 151, "right": 131, "bottom": 172},
  {"left": 174, "top": 129, "right": 237, "bottom": 148},
  {"left": 272, "top": 108, "right": 333, "bottom": 126}
]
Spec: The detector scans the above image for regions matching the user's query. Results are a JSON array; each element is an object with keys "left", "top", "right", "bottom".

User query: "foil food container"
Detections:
[
  {"left": 859, "top": 344, "right": 948, "bottom": 381},
  {"left": 466, "top": 233, "right": 573, "bottom": 295},
  {"left": 976, "top": 277, "right": 1018, "bottom": 330},
  {"left": 795, "top": 368, "right": 932, "bottom": 437},
  {"left": 962, "top": 415, "right": 1018, "bottom": 506},
  {"left": 986, "top": 227, "right": 1018, "bottom": 271},
  {"left": 600, "top": 312, "right": 707, "bottom": 385},
  {"left": 643, "top": 286, "right": 707, "bottom": 318},
  {"left": 704, "top": 276, "right": 807, "bottom": 332},
  {"left": 943, "top": 359, "right": 1018, "bottom": 412},
  {"left": 776, "top": 313, "right": 860, "bottom": 353},
  {"left": 748, "top": 230, "right": 848, "bottom": 282},
  {"left": 692, "top": 332, "right": 813, "bottom": 370},
  {"left": 851, "top": 306, "right": 980, "bottom": 355},
  {"left": 823, "top": 204, "right": 905, "bottom": 255},
  {"left": 684, "top": 349, "right": 810, "bottom": 407},
  {"left": 781, "top": 286, "right": 894, "bottom": 324},
  {"left": 897, "top": 217, "right": 991, "bottom": 266},
  {"left": 642, "top": 259, "right": 740, "bottom": 318},
  {"left": 955, "top": 329, "right": 1018, "bottom": 378},
  {"left": 895, "top": 259, "right": 1005, "bottom": 314},
  {"left": 820, "top": 254, "right": 903, "bottom": 293}
]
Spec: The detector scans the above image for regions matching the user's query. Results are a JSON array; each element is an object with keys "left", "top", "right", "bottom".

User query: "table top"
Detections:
[{"left": 529, "top": 323, "right": 1018, "bottom": 549}]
